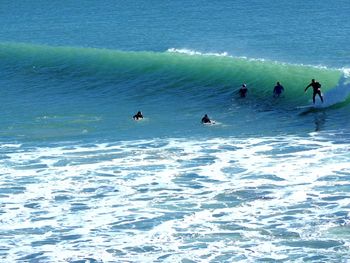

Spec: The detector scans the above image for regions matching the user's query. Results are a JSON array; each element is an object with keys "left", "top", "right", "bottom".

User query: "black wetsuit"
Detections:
[
  {"left": 306, "top": 82, "right": 323, "bottom": 103},
  {"left": 239, "top": 87, "right": 248, "bottom": 98},
  {"left": 273, "top": 84, "right": 284, "bottom": 96},
  {"left": 133, "top": 112, "right": 143, "bottom": 120},
  {"left": 201, "top": 116, "right": 211, "bottom": 124},
  {"left": 273, "top": 84, "right": 284, "bottom": 97}
]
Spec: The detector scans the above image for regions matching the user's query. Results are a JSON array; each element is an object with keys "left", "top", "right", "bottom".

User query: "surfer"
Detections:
[
  {"left": 239, "top": 83, "right": 248, "bottom": 98},
  {"left": 201, "top": 114, "right": 212, "bottom": 124},
  {"left": 133, "top": 111, "right": 143, "bottom": 120},
  {"left": 273, "top": 82, "right": 284, "bottom": 97},
  {"left": 304, "top": 79, "right": 324, "bottom": 104}
]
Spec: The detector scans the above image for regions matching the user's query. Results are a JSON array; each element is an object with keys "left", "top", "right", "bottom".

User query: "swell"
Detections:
[{"left": 0, "top": 42, "right": 346, "bottom": 108}]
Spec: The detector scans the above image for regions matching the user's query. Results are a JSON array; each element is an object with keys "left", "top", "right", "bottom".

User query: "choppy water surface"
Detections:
[{"left": 1, "top": 133, "right": 349, "bottom": 262}]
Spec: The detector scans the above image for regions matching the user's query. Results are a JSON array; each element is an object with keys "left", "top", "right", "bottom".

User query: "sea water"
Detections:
[{"left": 0, "top": 1, "right": 350, "bottom": 262}]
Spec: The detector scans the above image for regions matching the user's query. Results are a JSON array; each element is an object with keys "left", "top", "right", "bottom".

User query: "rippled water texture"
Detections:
[{"left": 1, "top": 133, "right": 349, "bottom": 262}]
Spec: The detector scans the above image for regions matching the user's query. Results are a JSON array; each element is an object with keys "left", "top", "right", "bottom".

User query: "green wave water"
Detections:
[{"left": 0, "top": 42, "right": 344, "bottom": 107}]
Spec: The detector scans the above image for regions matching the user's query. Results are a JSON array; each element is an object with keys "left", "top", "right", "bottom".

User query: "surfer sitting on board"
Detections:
[
  {"left": 273, "top": 82, "right": 284, "bottom": 97},
  {"left": 133, "top": 111, "right": 143, "bottom": 120},
  {"left": 239, "top": 83, "right": 248, "bottom": 98},
  {"left": 304, "top": 79, "right": 324, "bottom": 104},
  {"left": 201, "top": 114, "right": 212, "bottom": 124}
]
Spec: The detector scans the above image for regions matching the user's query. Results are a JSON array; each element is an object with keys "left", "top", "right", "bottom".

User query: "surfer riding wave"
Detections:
[{"left": 304, "top": 79, "right": 324, "bottom": 104}]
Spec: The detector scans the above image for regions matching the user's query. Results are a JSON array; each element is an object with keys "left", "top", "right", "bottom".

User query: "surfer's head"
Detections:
[{"left": 312, "top": 79, "right": 315, "bottom": 82}]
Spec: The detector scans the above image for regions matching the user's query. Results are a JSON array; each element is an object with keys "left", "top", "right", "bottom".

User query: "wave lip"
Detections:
[
  {"left": 167, "top": 47, "right": 229, "bottom": 57},
  {"left": 316, "top": 71, "right": 350, "bottom": 108}
]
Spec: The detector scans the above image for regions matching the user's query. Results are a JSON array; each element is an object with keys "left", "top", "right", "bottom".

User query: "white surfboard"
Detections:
[
  {"left": 297, "top": 102, "right": 327, "bottom": 110},
  {"left": 296, "top": 105, "right": 315, "bottom": 110},
  {"left": 203, "top": 121, "right": 216, "bottom": 125}
]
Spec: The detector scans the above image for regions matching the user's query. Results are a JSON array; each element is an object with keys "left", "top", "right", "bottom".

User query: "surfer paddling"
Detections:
[
  {"left": 201, "top": 114, "right": 212, "bottom": 124},
  {"left": 304, "top": 79, "right": 324, "bottom": 104},
  {"left": 133, "top": 111, "right": 143, "bottom": 120}
]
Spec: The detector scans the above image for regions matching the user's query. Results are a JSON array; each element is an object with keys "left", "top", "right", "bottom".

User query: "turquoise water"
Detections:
[{"left": 1, "top": 1, "right": 350, "bottom": 262}]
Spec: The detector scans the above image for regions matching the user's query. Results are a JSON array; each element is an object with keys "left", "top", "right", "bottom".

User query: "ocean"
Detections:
[{"left": 1, "top": 1, "right": 350, "bottom": 262}]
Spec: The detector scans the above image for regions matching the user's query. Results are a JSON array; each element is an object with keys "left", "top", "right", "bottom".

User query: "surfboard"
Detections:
[
  {"left": 203, "top": 121, "right": 216, "bottom": 125},
  {"left": 296, "top": 105, "right": 315, "bottom": 110},
  {"left": 297, "top": 103, "right": 327, "bottom": 110}
]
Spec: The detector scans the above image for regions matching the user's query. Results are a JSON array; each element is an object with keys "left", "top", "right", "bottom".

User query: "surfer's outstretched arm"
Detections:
[{"left": 304, "top": 83, "right": 311, "bottom": 92}]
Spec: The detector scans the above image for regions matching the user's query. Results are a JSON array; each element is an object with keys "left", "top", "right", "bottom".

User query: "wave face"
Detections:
[{"left": 0, "top": 42, "right": 349, "bottom": 142}]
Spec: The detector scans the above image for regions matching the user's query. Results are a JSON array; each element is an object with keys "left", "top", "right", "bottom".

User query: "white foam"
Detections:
[
  {"left": 167, "top": 48, "right": 228, "bottom": 57},
  {"left": 0, "top": 135, "right": 349, "bottom": 261},
  {"left": 315, "top": 72, "right": 350, "bottom": 107},
  {"left": 166, "top": 47, "right": 346, "bottom": 72},
  {"left": 342, "top": 67, "right": 350, "bottom": 78}
]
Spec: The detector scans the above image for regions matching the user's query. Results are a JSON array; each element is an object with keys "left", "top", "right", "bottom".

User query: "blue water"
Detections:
[{"left": 1, "top": 1, "right": 350, "bottom": 262}]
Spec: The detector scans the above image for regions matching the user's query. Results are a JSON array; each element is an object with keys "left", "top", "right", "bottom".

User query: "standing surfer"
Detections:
[{"left": 304, "top": 79, "right": 324, "bottom": 104}]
